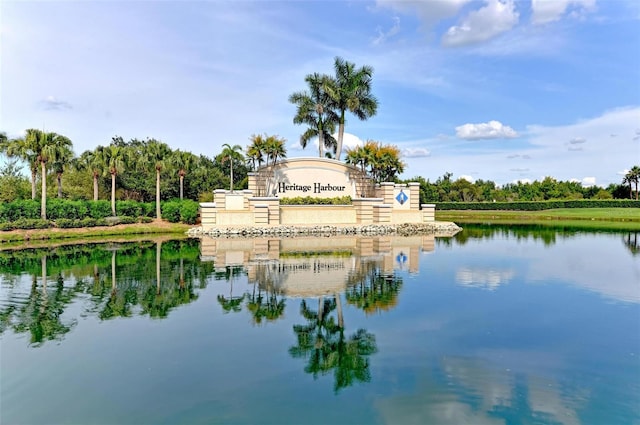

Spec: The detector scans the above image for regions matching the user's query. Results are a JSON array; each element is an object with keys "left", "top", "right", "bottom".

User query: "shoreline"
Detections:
[{"left": 187, "top": 221, "right": 463, "bottom": 238}]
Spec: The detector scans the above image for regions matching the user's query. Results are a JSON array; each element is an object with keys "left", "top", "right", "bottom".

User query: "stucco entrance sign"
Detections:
[{"left": 248, "top": 158, "right": 370, "bottom": 198}]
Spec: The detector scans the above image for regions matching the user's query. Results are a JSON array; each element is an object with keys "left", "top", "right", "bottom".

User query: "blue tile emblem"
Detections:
[{"left": 396, "top": 190, "right": 408, "bottom": 205}]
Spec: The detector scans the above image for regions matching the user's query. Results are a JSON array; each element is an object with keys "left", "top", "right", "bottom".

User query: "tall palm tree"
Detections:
[
  {"left": 25, "top": 129, "right": 73, "bottom": 219},
  {"left": 325, "top": 57, "right": 378, "bottom": 160},
  {"left": 51, "top": 145, "right": 75, "bottom": 198},
  {"left": 264, "top": 135, "right": 287, "bottom": 167},
  {"left": 171, "top": 150, "right": 195, "bottom": 200},
  {"left": 0, "top": 135, "right": 39, "bottom": 199},
  {"left": 629, "top": 166, "right": 640, "bottom": 200},
  {"left": 144, "top": 140, "right": 172, "bottom": 219},
  {"left": 99, "top": 144, "right": 127, "bottom": 216},
  {"left": 289, "top": 73, "right": 339, "bottom": 158},
  {"left": 220, "top": 143, "right": 244, "bottom": 191}
]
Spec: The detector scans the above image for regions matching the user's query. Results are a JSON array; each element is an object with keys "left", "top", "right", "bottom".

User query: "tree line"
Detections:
[{"left": 402, "top": 170, "right": 640, "bottom": 204}]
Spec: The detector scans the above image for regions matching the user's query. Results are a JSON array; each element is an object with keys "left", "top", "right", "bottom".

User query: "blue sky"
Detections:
[{"left": 1, "top": 0, "right": 639, "bottom": 187}]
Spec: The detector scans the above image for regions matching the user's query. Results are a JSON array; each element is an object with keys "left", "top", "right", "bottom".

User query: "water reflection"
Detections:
[
  {"left": 1, "top": 230, "right": 638, "bottom": 424},
  {"left": 0, "top": 239, "right": 213, "bottom": 345}
]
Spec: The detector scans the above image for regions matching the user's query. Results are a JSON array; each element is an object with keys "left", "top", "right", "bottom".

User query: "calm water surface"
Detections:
[{"left": 1, "top": 226, "right": 639, "bottom": 425}]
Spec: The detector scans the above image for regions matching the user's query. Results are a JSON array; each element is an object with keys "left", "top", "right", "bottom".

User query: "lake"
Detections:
[{"left": 1, "top": 226, "right": 639, "bottom": 425}]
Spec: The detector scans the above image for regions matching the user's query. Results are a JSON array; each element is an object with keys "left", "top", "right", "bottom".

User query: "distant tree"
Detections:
[
  {"left": 264, "top": 135, "right": 287, "bottom": 166},
  {"left": 144, "top": 140, "right": 172, "bottom": 218},
  {"left": 51, "top": 144, "right": 75, "bottom": 198},
  {"left": 246, "top": 134, "right": 267, "bottom": 171}
]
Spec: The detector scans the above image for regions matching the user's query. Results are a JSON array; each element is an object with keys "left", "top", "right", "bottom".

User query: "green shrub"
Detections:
[
  {"left": 47, "top": 199, "right": 89, "bottom": 220},
  {"left": 179, "top": 200, "right": 199, "bottom": 224},
  {"left": 138, "top": 216, "right": 153, "bottom": 223},
  {"left": 118, "top": 216, "right": 137, "bottom": 225},
  {"left": 0, "top": 200, "right": 41, "bottom": 222},
  {"left": 89, "top": 201, "right": 112, "bottom": 219},
  {"left": 4, "top": 218, "right": 52, "bottom": 230},
  {"left": 55, "top": 218, "right": 83, "bottom": 228},
  {"left": 162, "top": 201, "right": 181, "bottom": 223},
  {"left": 280, "top": 196, "right": 352, "bottom": 205}
]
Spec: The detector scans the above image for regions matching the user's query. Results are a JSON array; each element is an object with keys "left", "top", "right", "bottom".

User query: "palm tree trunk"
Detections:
[
  {"left": 318, "top": 131, "right": 324, "bottom": 158},
  {"left": 335, "top": 293, "right": 344, "bottom": 329},
  {"left": 111, "top": 251, "right": 116, "bottom": 293},
  {"left": 156, "top": 170, "right": 161, "bottom": 219},
  {"left": 31, "top": 168, "right": 37, "bottom": 200},
  {"left": 336, "top": 117, "right": 346, "bottom": 160},
  {"left": 111, "top": 173, "right": 116, "bottom": 216},
  {"left": 230, "top": 160, "right": 234, "bottom": 191},
  {"left": 57, "top": 173, "right": 63, "bottom": 198},
  {"left": 93, "top": 172, "right": 99, "bottom": 201},
  {"left": 40, "top": 161, "right": 47, "bottom": 220},
  {"left": 179, "top": 175, "right": 184, "bottom": 200},
  {"left": 156, "top": 241, "right": 162, "bottom": 295}
]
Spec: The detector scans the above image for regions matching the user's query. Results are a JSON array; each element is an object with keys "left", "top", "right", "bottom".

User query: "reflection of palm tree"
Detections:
[
  {"left": 624, "top": 232, "right": 639, "bottom": 256},
  {"left": 346, "top": 261, "right": 402, "bottom": 315},
  {"left": 217, "top": 266, "right": 245, "bottom": 313},
  {"left": 246, "top": 263, "right": 287, "bottom": 324},
  {"left": 289, "top": 297, "right": 377, "bottom": 393}
]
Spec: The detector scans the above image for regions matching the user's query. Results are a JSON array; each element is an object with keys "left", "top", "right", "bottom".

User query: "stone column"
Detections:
[
  {"left": 200, "top": 202, "right": 217, "bottom": 230},
  {"left": 373, "top": 204, "right": 392, "bottom": 223},
  {"left": 214, "top": 190, "right": 226, "bottom": 210},
  {"left": 408, "top": 182, "right": 420, "bottom": 210},
  {"left": 379, "top": 182, "right": 395, "bottom": 206},
  {"left": 421, "top": 204, "right": 435, "bottom": 222}
]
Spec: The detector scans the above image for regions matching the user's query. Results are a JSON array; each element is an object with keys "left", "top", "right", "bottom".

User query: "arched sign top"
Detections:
[{"left": 250, "top": 157, "right": 371, "bottom": 198}]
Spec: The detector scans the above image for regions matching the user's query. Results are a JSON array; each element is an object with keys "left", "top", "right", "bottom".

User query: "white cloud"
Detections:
[
  {"left": 459, "top": 174, "right": 476, "bottom": 183},
  {"left": 531, "top": 0, "right": 596, "bottom": 25},
  {"left": 373, "top": 16, "right": 400, "bottom": 45},
  {"left": 569, "top": 137, "right": 586, "bottom": 144},
  {"left": 456, "top": 267, "right": 515, "bottom": 290},
  {"left": 376, "top": 0, "right": 471, "bottom": 29},
  {"left": 442, "top": 0, "right": 519, "bottom": 47},
  {"left": 40, "top": 95, "right": 73, "bottom": 111},
  {"left": 581, "top": 176, "right": 596, "bottom": 186},
  {"left": 402, "top": 147, "right": 431, "bottom": 158},
  {"left": 456, "top": 120, "right": 518, "bottom": 140}
]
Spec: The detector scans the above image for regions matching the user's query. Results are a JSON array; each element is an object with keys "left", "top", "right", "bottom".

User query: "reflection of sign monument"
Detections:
[{"left": 199, "top": 235, "right": 436, "bottom": 297}]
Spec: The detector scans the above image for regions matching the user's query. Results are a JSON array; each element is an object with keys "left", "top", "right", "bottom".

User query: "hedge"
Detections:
[
  {"left": 280, "top": 196, "right": 352, "bottom": 205},
  {"left": 435, "top": 200, "right": 640, "bottom": 210},
  {"left": 161, "top": 199, "right": 199, "bottom": 224}
]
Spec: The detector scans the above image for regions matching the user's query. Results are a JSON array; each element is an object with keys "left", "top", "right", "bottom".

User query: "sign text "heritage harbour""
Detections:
[{"left": 277, "top": 182, "right": 346, "bottom": 194}]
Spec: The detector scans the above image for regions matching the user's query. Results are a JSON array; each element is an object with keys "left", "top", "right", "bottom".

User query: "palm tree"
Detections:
[
  {"left": 171, "top": 150, "right": 195, "bottom": 200},
  {"left": 247, "top": 134, "right": 268, "bottom": 171},
  {"left": 99, "top": 144, "right": 127, "bottom": 216},
  {"left": 289, "top": 73, "right": 339, "bottom": 158},
  {"left": 629, "top": 166, "right": 640, "bottom": 200},
  {"left": 144, "top": 140, "right": 172, "bottom": 219},
  {"left": 75, "top": 148, "right": 104, "bottom": 201},
  {"left": 325, "top": 57, "right": 378, "bottom": 160},
  {"left": 25, "top": 129, "right": 73, "bottom": 219},
  {"left": 0, "top": 135, "right": 39, "bottom": 199},
  {"left": 264, "top": 135, "right": 287, "bottom": 167},
  {"left": 51, "top": 145, "right": 75, "bottom": 198},
  {"left": 220, "top": 143, "right": 244, "bottom": 191}
]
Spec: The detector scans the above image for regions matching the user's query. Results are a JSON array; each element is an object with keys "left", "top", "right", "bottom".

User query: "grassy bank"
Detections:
[
  {"left": 436, "top": 208, "right": 640, "bottom": 231},
  {"left": 0, "top": 221, "right": 191, "bottom": 245}
]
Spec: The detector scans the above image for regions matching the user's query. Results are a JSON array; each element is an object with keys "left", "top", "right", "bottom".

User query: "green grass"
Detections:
[
  {"left": 0, "top": 222, "right": 191, "bottom": 244},
  {"left": 436, "top": 208, "right": 640, "bottom": 231}
]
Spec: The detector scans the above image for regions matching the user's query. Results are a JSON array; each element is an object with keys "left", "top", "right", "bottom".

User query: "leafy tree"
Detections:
[
  {"left": 325, "top": 57, "right": 378, "bottom": 160},
  {"left": 625, "top": 166, "right": 640, "bottom": 200},
  {"left": 0, "top": 159, "right": 31, "bottom": 202},
  {"left": 289, "top": 73, "right": 338, "bottom": 158}
]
